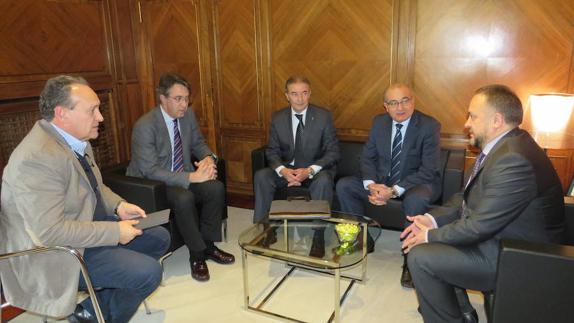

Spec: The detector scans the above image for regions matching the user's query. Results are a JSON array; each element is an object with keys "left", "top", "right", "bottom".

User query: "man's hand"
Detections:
[
  {"left": 280, "top": 168, "right": 302, "bottom": 187},
  {"left": 118, "top": 220, "right": 143, "bottom": 245},
  {"left": 189, "top": 160, "right": 217, "bottom": 183},
  {"left": 196, "top": 155, "right": 216, "bottom": 169},
  {"left": 400, "top": 215, "right": 434, "bottom": 253},
  {"left": 292, "top": 167, "right": 311, "bottom": 183},
  {"left": 367, "top": 183, "right": 393, "bottom": 205},
  {"left": 116, "top": 202, "right": 146, "bottom": 220}
]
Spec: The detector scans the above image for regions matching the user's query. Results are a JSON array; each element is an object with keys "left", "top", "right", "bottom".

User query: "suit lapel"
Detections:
[
  {"left": 382, "top": 115, "right": 393, "bottom": 165},
  {"left": 400, "top": 112, "right": 420, "bottom": 170},
  {"left": 153, "top": 107, "right": 174, "bottom": 161},
  {"left": 283, "top": 108, "right": 295, "bottom": 150}
]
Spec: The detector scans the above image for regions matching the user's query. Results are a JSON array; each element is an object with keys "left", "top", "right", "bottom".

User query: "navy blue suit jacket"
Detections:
[{"left": 360, "top": 110, "right": 442, "bottom": 201}]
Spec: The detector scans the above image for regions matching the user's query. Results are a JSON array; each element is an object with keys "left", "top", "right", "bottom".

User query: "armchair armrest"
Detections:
[
  {"left": 492, "top": 239, "right": 574, "bottom": 323},
  {"left": 251, "top": 145, "right": 268, "bottom": 180},
  {"left": 103, "top": 173, "right": 168, "bottom": 213}
]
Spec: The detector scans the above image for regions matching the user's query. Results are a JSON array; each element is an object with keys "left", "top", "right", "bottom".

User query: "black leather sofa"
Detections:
[
  {"left": 102, "top": 158, "right": 228, "bottom": 251},
  {"left": 251, "top": 140, "right": 466, "bottom": 230}
]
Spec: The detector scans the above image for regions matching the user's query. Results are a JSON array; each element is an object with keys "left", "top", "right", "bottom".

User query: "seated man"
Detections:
[
  {"left": 127, "top": 73, "right": 234, "bottom": 282},
  {"left": 0, "top": 75, "right": 170, "bottom": 323},
  {"left": 336, "top": 83, "right": 442, "bottom": 288},
  {"left": 401, "top": 84, "right": 565, "bottom": 323},
  {"left": 253, "top": 75, "right": 340, "bottom": 224}
]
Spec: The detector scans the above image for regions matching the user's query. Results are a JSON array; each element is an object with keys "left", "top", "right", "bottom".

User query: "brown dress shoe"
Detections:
[
  {"left": 191, "top": 260, "right": 210, "bottom": 282},
  {"left": 205, "top": 247, "right": 235, "bottom": 264}
]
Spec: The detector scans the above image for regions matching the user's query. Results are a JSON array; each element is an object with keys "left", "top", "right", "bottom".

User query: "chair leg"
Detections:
[
  {"left": 158, "top": 251, "right": 173, "bottom": 287},
  {"left": 143, "top": 300, "right": 151, "bottom": 315}
]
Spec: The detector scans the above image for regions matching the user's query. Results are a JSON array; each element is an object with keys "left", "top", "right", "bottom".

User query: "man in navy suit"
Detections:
[
  {"left": 336, "top": 83, "right": 442, "bottom": 288},
  {"left": 253, "top": 75, "right": 340, "bottom": 224}
]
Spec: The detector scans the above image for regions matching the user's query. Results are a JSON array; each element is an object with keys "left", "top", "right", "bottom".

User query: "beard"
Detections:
[{"left": 469, "top": 134, "right": 484, "bottom": 149}]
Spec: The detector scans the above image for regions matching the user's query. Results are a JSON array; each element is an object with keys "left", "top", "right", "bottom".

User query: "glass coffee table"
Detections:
[{"left": 238, "top": 212, "right": 381, "bottom": 323}]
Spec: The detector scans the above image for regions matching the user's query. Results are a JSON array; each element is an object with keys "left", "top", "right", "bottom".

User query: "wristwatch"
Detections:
[{"left": 391, "top": 186, "right": 399, "bottom": 199}]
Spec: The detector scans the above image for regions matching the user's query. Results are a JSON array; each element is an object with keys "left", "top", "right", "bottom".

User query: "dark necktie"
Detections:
[
  {"left": 173, "top": 119, "right": 184, "bottom": 172},
  {"left": 388, "top": 123, "right": 403, "bottom": 186},
  {"left": 294, "top": 114, "right": 305, "bottom": 168},
  {"left": 462, "top": 152, "right": 486, "bottom": 218},
  {"left": 75, "top": 152, "right": 106, "bottom": 221}
]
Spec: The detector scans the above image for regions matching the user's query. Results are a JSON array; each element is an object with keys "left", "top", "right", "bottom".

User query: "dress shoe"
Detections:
[
  {"left": 400, "top": 265, "right": 414, "bottom": 288},
  {"left": 205, "top": 247, "right": 235, "bottom": 264},
  {"left": 67, "top": 304, "right": 97, "bottom": 323},
  {"left": 462, "top": 309, "right": 479, "bottom": 323},
  {"left": 261, "top": 228, "right": 278, "bottom": 247},
  {"left": 191, "top": 260, "right": 210, "bottom": 282}
]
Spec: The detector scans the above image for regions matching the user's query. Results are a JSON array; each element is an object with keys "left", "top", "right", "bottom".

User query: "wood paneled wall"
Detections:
[{"left": 1, "top": 0, "right": 573, "bottom": 197}]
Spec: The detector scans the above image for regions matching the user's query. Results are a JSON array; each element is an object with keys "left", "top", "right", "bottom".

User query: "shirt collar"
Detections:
[
  {"left": 393, "top": 116, "right": 411, "bottom": 129},
  {"left": 291, "top": 106, "right": 308, "bottom": 118},
  {"left": 481, "top": 129, "right": 513, "bottom": 156},
  {"left": 50, "top": 122, "right": 88, "bottom": 156},
  {"left": 160, "top": 104, "right": 177, "bottom": 124}
]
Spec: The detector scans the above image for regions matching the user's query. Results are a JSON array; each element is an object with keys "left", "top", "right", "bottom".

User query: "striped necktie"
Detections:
[
  {"left": 389, "top": 123, "right": 403, "bottom": 185},
  {"left": 173, "top": 119, "right": 184, "bottom": 172},
  {"left": 462, "top": 152, "right": 486, "bottom": 218}
]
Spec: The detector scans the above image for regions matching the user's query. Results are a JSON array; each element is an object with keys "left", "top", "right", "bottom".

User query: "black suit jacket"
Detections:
[
  {"left": 361, "top": 110, "right": 442, "bottom": 200},
  {"left": 265, "top": 104, "right": 340, "bottom": 174},
  {"left": 429, "top": 128, "right": 565, "bottom": 260}
]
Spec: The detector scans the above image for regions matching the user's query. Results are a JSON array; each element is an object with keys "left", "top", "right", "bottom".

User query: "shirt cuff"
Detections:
[
  {"left": 423, "top": 213, "right": 438, "bottom": 242},
  {"left": 308, "top": 165, "right": 322, "bottom": 178},
  {"left": 363, "top": 180, "right": 375, "bottom": 190},
  {"left": 393, "top": 185, "right": 405, "bottom": 197},
  {"left": 275, "top": 165, "right": 285, "bottom": 177}
]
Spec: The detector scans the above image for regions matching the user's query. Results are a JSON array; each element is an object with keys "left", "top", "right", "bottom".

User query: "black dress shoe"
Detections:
[
  {"left": 67, "top": 304, "right": 97, "bottom": 323},
  {"left": 205, "top": 247, "right": 235, "bottom": 264},
  {"left": 400, "top": 265, "right": 414, "bottom": 288},
  {"left": 191, "top": 260, "right": 210, "bottom": 282},
  {"left": 309, "top": 238, "right": 325, "bottom": 258},
  {"left": 462, "top": 309, "right": 479, "bottom": 323}
]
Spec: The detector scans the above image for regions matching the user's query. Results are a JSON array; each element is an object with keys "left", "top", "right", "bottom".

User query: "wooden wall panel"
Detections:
[
  {"left": 269, "top": 0, "right": 394, "bottom": 138},
  {"left": 220, "top": 134, "right": 266, "bottom": 193},
  {"left": 414, "top": 0, "right": 574, "bottom": 136},
  {"left": 139, "top": 0, "right": 217, "bottom": 150}
]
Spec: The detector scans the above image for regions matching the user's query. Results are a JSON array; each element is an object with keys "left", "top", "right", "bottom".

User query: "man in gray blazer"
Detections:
[
  {"left": 401, "top": 85, "right": 565, "bottom": 323},
  {"left": 0, "top": 75, "right": 170, "bottom": 323},
  {"left": 253, "top": 75, "right": 340, "bottom": 225},
  {"left": 336, "top": 83, "right": 441, "bottom": 287},
  {"left": 127, "top": 73, "right": 234, "bottom": 282}
]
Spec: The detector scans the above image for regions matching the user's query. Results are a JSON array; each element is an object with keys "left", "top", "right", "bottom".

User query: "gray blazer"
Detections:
[
  {"left": 126, "top": 106, "right": 214, "bottom": 188},
  {"left": 265, "top": 104, "right": 340, "bottom": 173},
  {"left": 429, "top": 128, "right": 565, "bottom": 261},
  {"left": 0, "top": 120, "right": 122, "bottom": 316}
]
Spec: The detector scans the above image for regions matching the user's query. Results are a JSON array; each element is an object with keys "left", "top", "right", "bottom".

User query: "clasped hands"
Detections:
[
  {"left": 189, "top": 156, "right": 217, "bottom": 183},
  {"left": 367, "top": 183, "right": 394, "bottom": 206},
  {"left": 400, "top": 215, "right": 435, "bottom": 253},
  {"left": 280, "top": 167, "right": 312, "bottom": 186}
]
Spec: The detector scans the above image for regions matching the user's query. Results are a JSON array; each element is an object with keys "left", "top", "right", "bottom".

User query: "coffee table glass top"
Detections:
[{"left": 238, "top": 212, "right": 382, "bottom": 270}]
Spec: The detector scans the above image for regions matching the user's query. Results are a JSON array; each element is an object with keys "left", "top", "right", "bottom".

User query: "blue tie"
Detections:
[
  {"left": 173, "top": 119, "right": 184, "bottom": 172},
  {"left": 389, "top": 123, "right": 403, "bottom": 185}
]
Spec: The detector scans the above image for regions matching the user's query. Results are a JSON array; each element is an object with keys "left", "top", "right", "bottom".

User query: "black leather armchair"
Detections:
[
  {"left": 102, "top": 158, "right": 228, "bottom": 251},
  {"left": 251, "top": 141, "right": 465, "bottom": 229},
  {"left": 485, "top": 198, "right": 574, "bottom": 323}
]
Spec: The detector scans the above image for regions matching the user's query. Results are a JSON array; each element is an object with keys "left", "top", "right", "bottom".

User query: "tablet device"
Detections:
[{"left": 133, "top": 209, "right": 170, "bottom": 230}]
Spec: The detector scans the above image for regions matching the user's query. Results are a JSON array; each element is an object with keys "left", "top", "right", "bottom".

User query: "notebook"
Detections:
[
  {"left": 132, "top": 209, "right": 171, "bottom": 230},
  {"left": 269, "top": 200, "right": 331, "bottom": 219}
]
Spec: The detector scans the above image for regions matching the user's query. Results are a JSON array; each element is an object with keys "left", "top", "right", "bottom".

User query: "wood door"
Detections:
[{"left": 137, "top": 0, "right": 218, "bottom": 150}]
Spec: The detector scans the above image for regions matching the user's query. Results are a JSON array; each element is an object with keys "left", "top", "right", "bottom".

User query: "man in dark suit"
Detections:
[
  {"left": 401, "top": 84, "right": 565, "bottom": 323},
  {"left": 253, "top": 75, "right": 340, "bottom": 225},
  {"left": 336, "top": 83, "right": 442, "bottom": 287},
  {"left": 1, "top": 75, "right": 170, "bottom": 323},
  {"left": 127, "top": 73, "right": 234, "bottom": 282}
]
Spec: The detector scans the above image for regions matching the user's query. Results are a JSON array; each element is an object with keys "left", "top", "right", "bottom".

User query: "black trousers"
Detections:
[{"left": 165, "top": 180, "right": 224, "bottom": 253}]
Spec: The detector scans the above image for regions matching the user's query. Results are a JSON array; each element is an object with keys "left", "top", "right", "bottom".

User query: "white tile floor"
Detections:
[{"left": 12, "top": 207, "right": 486, "bottom": 323}]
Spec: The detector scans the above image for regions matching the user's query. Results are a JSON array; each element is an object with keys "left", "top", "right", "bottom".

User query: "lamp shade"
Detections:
[{"left": 528, "top": 93, "right": 574, "bottom": 148}]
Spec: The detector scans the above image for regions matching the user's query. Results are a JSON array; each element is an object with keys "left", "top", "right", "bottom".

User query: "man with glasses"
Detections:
[
  {"left": 127, "top": 73, "right": 234, "bottom": 282},
  {"left": 336, "top": 83, "right": 442, "bottom": 288}
]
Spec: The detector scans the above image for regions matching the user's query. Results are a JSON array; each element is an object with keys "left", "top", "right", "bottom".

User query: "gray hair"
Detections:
[{"left": 39, "top": 75, "right": 88, "bottom": 121}]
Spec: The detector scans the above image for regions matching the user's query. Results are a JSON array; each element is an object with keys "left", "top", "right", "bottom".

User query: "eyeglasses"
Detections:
[
  {"left": 385, "top": 97, "right": 412, "bottom": 108},
  {"left": 167, "top": 96, "right": 190, "bottom": 104}
]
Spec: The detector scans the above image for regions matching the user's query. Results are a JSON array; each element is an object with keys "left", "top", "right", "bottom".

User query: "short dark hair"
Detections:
[
  {"left": 39, "top": 75, "right": 88, "bottom": 121},
  {"left": 156, "top": 73, "right": 191, "bottom": 98},
  {"left": 475, "top": 84, "right": 523, "bottom": 126},
  {"left": 284, "top": 75, "right": 311, "bottom": 93}
]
